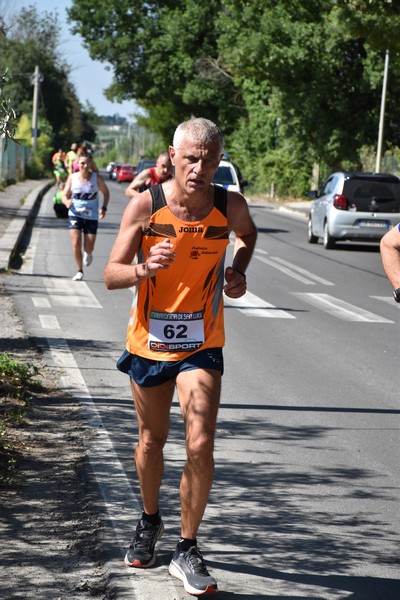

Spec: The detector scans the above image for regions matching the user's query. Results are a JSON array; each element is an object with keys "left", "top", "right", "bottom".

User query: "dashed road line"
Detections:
[
  {"left": 269, "top": 256, "right": 334, "bottom": 285},
  {"left": 254, "top": 253, "right": 332, "bottom": 285},
  {"left": 43, "top": 277, "right": 102, "bottom": 308},
  {"left": 39, "top": 314, "right": 60, "bottom": 329},
  {"left": 293, "top": 293, "right": 394, "bottom": 323},
  {"left": 224, "top": 291, "right": 296, "bottom": 318},
  {"left": 32, "top": 296, "right": 51, "bottom": 308},
  {"left": 371, "top": 295, "right": 400, "bottom": 308},
  {"left": 46, "top": 337, "right": 140, "bottom": 595}
]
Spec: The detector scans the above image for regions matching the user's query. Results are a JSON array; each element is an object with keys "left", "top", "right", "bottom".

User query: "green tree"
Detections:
[
  {"left": 16, "top": 113, "right": 53, "bottom": 178},
  {"left": 0, "top": 69, "right": 18, "bottom": 148},
  {"left": 0, "top": 6, "right": 98, "bottom": 154},
  {"left": 68, "top": 0, "right": 238, "bottom": 140},
  {"left": 68, "top": 0, "right": 400, "bottom": 195}
]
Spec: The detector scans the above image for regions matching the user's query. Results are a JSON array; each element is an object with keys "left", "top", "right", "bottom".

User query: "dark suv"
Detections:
[
  {"left": 307, "top": 172, "right": 400, "bottom": 249},
  {"left": 136, "top": 158, "right": 157, "bottom": 175}
]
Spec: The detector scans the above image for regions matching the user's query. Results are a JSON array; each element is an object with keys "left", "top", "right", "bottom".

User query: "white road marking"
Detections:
[
  {"left": 39, "top": 314, "right": 60, "bottom": 329},
  {"left": 224, "top": 291, "right": 295, "bottom": 318},
  {"left": 43, "top": 278, "right": 102, "bottom": 308},
  {"left": 371, "top": 295, "right": 400, "bottom": 308},
  {"left": 293, "top": 293, "right": 394, "bottom": 323},
  {"left": 270, "top": 256, "right": 334, "bottom": 285},
  {"left": 32, "top": 296, "right": 51, "bottom": 308},
  {"left": 46, "top": 338, "right": 140, "bottom": 589},
  {"left": 255, "top": 254, "right": 320, "bottom": 284},
  {"left": 253, "top": 249, "right": 333, "bottom": 285}
]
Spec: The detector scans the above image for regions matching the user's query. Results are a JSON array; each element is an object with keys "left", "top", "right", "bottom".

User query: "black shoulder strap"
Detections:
[
  {"left": 213, "top": 184, "right": 228, "bottom": 217},
  {"left": 150, "top": 183, "right": 227, "bottom": 217},
  {"left": 149, "top": 185, "right": 167, "bottom": 214}
]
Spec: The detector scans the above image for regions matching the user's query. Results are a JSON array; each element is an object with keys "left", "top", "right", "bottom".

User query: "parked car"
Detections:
[
  {"left": 136, "top": 158, "right": 157, "bottom": 175},
  {"left": 117, "top": 163, "right": 137, "bottom": 183},
  {"left": 213, "top": 159, "right": 247, "bottom": 194},
  {"left": 307, "top": 171, "right": 400, "bottom": 249},
  {"left": 106, "top": 162, "right": 116, "bottom": 179},
  {"left": 111, "top": 163, "right": 123, "bottom": 180}
]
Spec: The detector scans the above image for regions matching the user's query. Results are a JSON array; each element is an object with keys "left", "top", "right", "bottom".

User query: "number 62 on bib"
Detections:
[{"left": 148, "top": 310, "right": 205, "bottom": 352}]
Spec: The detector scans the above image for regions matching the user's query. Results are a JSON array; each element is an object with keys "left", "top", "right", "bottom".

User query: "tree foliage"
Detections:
[
  {"left": 67, "top": 0, "right": 400, "bottom": 195},
  {"left": 0, "top": 69, "right": 18, "bottom": 148},
  {"left": 0, "top": 6, "right": 96, "bottom": 155}
]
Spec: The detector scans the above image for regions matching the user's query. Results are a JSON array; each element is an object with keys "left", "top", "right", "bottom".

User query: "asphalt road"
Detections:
[{"left": 4, "top": 176, "right": 400, "bottom": 599}]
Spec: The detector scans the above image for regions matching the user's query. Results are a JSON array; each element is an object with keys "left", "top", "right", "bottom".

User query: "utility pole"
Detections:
[
  {"left": 375, "top": 50, "right": 389, "bottom": 174},
  {"left": 31, "top": 65, "right": 42, "bottom": 152}
]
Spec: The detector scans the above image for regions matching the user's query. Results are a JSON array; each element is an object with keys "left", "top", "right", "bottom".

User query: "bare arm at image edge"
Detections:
[{"left": 380, "top": 224, "right": 400, "bottom": 289}]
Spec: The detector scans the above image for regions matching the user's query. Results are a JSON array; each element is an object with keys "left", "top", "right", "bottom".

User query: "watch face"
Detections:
[{"left": 393, "top": 289, "right": 400, "bottom": 303}]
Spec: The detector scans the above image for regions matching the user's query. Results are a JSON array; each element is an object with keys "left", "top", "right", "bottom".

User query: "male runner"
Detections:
[
  {"left": 125, "top": 151, "right": 173, "bottom": 199},
  {"left": 104, "top": 117, "right": 257, "bottom": 595}
]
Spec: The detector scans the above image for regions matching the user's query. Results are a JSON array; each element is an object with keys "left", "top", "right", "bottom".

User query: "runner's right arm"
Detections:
[
  {"left": 125, "top": 168, "right": 151, "bottom": 199},
  {"left": 104, "top": 192, "right": 175, "bottom": 290}
]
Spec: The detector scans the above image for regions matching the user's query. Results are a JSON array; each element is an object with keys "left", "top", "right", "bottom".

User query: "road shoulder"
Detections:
[{"left": 0, "top": 276, "right": 110, "bottom": 599}]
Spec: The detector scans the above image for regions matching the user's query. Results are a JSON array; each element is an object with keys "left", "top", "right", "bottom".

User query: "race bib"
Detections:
[
  {"left": 148, "top": 310, "right": 204, "bottom": 352},
  {"left": 75, "top": 207, "right": 94, "bottom": 218}
]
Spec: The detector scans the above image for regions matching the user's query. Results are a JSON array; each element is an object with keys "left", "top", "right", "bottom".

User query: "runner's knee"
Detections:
[{"left": 186, "top": 431, "right": 215, "bottom": 464}]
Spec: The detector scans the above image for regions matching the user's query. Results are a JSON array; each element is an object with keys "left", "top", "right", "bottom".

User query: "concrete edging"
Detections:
[{"left": 0, "top": 180, "right": 54, "bottom": 272}]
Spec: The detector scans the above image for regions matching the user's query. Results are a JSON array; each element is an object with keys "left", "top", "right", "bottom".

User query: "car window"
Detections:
[
  {"left": 137, "top": 159, "right": 157, "bottom": 174},
  {"left": 213, "top": 166, "right": 235, "bottom": 185},
  {"left": 320, "top": 176, "right": 337, "bottom": 195},
  {"left": 344, "top": 178, "right": 400, "bottom": 212}
]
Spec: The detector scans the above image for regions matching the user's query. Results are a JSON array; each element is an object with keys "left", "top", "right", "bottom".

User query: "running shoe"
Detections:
[
  {"left": 169, "top": 545, "right": 218, "bottom": 595},
  {"left": 124, "top": 518, "right": 164, "bottom": 568},
  {"left": 83, "top": 252, "right": 93, "bottom": 266},
  {"left": 72, "top": 271, "right": 84, "bottom": 281}
]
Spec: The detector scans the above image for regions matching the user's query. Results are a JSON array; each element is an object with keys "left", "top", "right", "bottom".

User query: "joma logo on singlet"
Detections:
[{"left": 179, "top": 226, "right": 204, "bottom": 233}]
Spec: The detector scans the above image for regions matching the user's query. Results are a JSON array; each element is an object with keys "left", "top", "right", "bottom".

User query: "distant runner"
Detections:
[
  {"left": 62, "top": 154, "right": 109, "bottom": 281},
  {"left": 125, "top": 151, "right": 173, "bottom": 199}
]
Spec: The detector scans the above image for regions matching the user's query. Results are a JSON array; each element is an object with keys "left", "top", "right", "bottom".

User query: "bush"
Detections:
[{"left": 0, "top": 352, "right": 43, "bottom": 486}]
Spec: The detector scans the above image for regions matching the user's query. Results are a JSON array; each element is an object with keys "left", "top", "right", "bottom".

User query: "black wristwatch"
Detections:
[{"left": 393, "top": 288, "right": 400, "bottom": 303}]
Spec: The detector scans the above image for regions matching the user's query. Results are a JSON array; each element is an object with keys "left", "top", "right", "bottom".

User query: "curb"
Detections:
[
  {"left": 277, "top": 204, "right": 310, "bottom": 218},
  {"left": 247, "top": 197, "right": 311, "bottom": 218},
  {"left": 0, "top": 180, "right": 54, "bottom": 272}
]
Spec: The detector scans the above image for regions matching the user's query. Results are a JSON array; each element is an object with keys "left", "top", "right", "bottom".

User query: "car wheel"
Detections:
[
  {"left": 307, "top": 216, "right": 318, "bottom": 244},
  {"left": 323, "top": 221, "right": 336, "bottom": 249}
]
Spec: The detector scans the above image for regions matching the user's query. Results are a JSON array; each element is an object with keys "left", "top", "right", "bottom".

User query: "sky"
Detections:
[{"left": 13, "top": 0, "right": 137, "bottom": 120}]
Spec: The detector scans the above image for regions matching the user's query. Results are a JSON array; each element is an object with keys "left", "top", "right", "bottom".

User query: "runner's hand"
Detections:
[
  {"left": 223, "top": 266, "right": 247, "bottom": 298},
  {"left": 146, "top": 239, "right": 175, "bottom": 275}
]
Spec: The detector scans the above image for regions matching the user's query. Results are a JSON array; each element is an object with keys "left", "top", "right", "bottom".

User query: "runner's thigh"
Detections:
[
  {"left": 176, "top": 369, "right": 221, "bottom": 439},
  {"left": 131, "top": 379, "right": 175, "bottom": 440}
]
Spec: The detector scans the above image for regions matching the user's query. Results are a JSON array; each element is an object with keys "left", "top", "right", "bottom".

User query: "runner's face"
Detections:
[
  {"left": 155, "top": 157, "right": 172, "bottom": 181},
  {"left": 170, "top": 137, "right": 222, "bottom": 193}
]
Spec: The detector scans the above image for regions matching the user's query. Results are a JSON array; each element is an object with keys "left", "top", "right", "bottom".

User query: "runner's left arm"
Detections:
[
  {"left": 224, "top": 192, "right": 257, "bottom": 298},
  {"left": 381, "top": 224, "right": 400, "bottom": 290},
  {"left": 97, "top": 175, "right": 110, "bottom": 220}
]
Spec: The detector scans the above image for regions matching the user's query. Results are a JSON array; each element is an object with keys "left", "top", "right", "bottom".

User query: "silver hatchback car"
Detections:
[{"left": 307, "top": 172, "right": 400, "bottom": 249}]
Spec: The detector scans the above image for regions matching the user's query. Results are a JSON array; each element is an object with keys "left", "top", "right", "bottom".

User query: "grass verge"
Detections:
[{"left": 0, "top": 352, "right": 43, "bottom": 486}]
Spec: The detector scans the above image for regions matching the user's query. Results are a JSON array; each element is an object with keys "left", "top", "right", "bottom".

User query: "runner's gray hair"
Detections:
[{"left": 173, "top": 118, "right": 224, "bottom": 154}]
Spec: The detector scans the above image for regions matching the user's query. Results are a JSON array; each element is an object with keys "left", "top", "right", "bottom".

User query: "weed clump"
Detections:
[{"left": 0, "top": 352, "right": 43, "bottom": 486}]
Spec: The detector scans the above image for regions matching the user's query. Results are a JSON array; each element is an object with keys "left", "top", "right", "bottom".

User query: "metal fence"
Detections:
[{"left": 0, "top": 139, "right": 30, "bottom": 184}]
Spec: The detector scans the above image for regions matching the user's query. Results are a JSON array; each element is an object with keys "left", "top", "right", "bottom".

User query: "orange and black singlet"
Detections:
[{"left": 125, "top": 184, "right": 230, "bottom": 361}]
